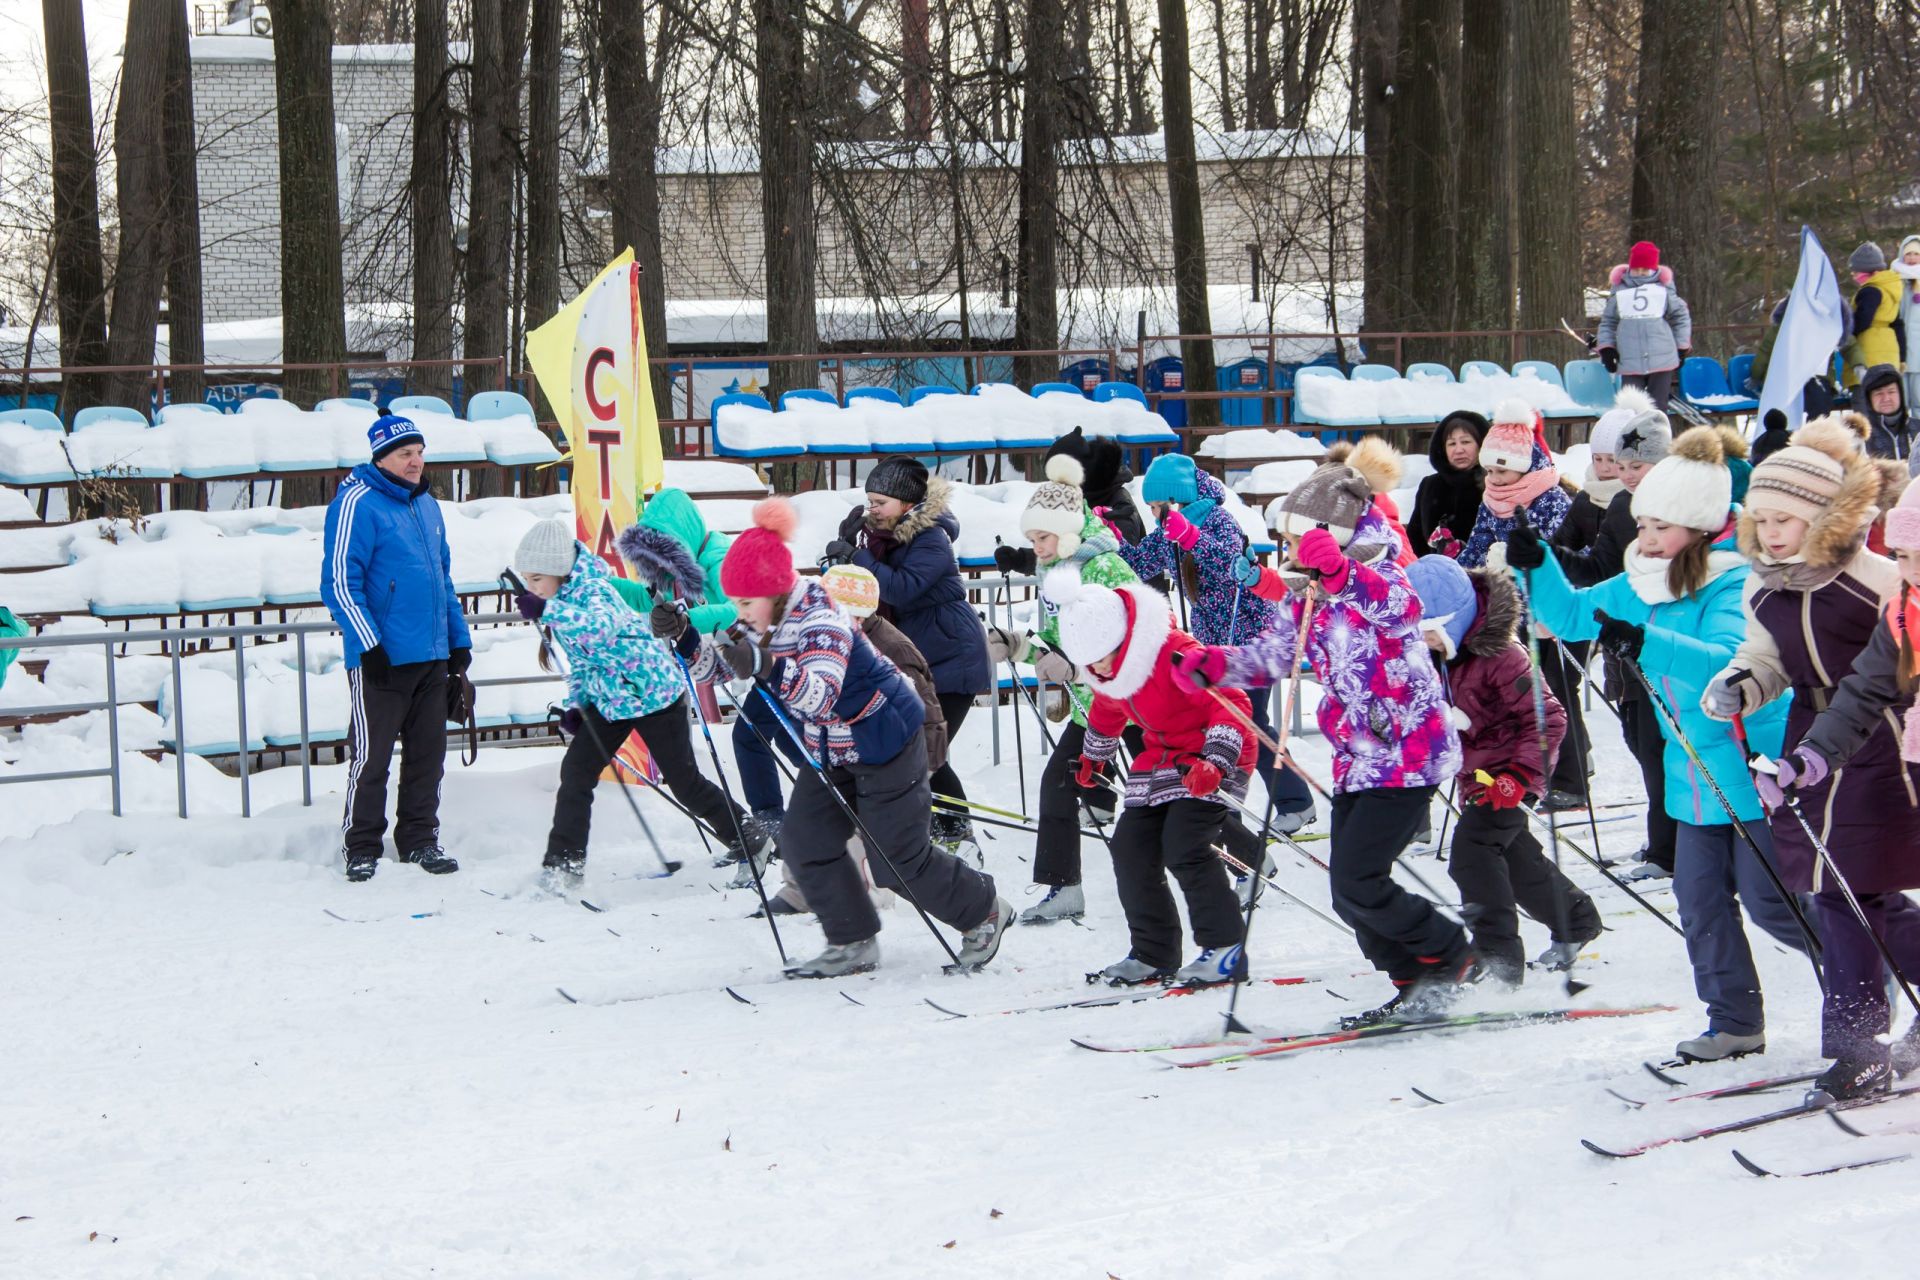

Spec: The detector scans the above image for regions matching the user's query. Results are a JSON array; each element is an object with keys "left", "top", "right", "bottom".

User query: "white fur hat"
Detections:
[
  {"left": 1047, "top": 566, "right": 1132, "bottom": 665},
  {"left": 1631, "top": 426, "right": 1731, "bottom": 532}
]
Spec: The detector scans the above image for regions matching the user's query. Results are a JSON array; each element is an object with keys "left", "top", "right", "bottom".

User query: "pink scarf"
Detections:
[{"left": 1481, "top": 465, "right": 1560, "bottom": 519}]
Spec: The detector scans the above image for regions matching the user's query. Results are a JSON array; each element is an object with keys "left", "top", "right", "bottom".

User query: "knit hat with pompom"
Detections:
[
  {"left": 1479, "top": 400, "right": 1543, "bottom": 473},
  {"left": 1885, "top": 471, "right": 1920, "bottom": 551},
  {"left": 820, "top": 564, "right": 881, "bottom": 619},
  {"left": 1048, "top": 566, "right": 1135, "bottom": 666},
  {"left": 1632, "top": 425, "right": 1731, "bottom": 532},
  {"left": 1020, "top": 454, "right": 1089, "bottom": 556},
  {"left": 720, "top": 498, "right": 800, "bottom": 598}
]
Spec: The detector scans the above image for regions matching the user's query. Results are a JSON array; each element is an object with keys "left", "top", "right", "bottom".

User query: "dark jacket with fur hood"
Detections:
[
  {"left": 1409, "top": 411, "right": 1488, "bottom": 557},
  {"left": 1442, "top": 569, "right": 1566, "bottom": 801},
  {"left": 849, "top": 475, "right": 991, "bottom": 695},
  {"left": 1716, "top": 414, "right": 1919, "bottom": 892}
]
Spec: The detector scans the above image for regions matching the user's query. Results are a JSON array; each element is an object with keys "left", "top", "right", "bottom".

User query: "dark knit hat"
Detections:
[
  {"left": 367, "top": 413, "right": 424, "bottom": 461},
  {"left": 1276, "top": 456, "right": 1374, "bottom": 547},
  {"left": 1045, "top": 426, "right": 1124, "bottom": 494},
  {"left": 864, "top": 457, "right": 929, "bottom": 505},
  {"left": 1849, "top": 242, "right": 1888, "bottom": 274}
]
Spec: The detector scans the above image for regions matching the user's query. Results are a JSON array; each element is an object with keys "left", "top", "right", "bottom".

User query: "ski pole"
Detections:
[
  {"left": 1516, "top": 550, "right": 1593, "bottom": 996},
  {"left": 1614, "top": 639, "right": 1824, "bottom": 966},
  {"left": 664, "top": 609, "right": 786, "bottom": 965},
  {"left": 1213, "top": 844, "right": 1353, "bottom": 938},
  {"left": 991, "top": 547, "right": 1026, "bottom": 811},
  {"left": 1544, "top": 635, "right": 1607, "bottom": 859},
  {"left": 747, "top": 677, "right": 966, "bottom": 968}
]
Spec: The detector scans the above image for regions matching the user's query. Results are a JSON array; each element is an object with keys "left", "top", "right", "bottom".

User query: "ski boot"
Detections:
[
  {"left": 1623, "top": 860, "right": 1672, "bottom": 883},
  {"left": 542, "top": 849, "right": 586, "bottom": 891},
  {"left": 1088, "top": 955, "right": 1174, "bottom": 987},
  {"left": 949, "top": 897, "right": 1013, "bottom": 973},
  {"left": 749, "top": 893, "right": 806, "bottom": 920},
  {"left": 1271, "top": 806, "right": 1312, "bottom": 837},
  {"left": 1541, "top": 788, "right": 1587, "bottom": 813},
  {"left": 1390, "top": 951, "right": 1484, "bottom": 1024},
  {"left": 399, "top": 844, "right": 459, "bottom": 875},
  {"left": 1172, "top": 944, "right": 1247, "bottom": 988},
  {"left": 345, "top": 852, "right": 379, "bottom": 883},
  {"left": 1806, "top": 1055, "right": 1893, "bottom": 1105},
  {"left": 1018, "top": 883, "right": 1085, "bottom": 925},
  {"left": 1340, "top": 988, "right": 1410, "bottom": 1030},
  {"left": 724, "top": 814, "right": 776, "bottom": 889},
  {"left": 932, "top": 809, "right": 984, "bottom": 869},
  {"left": 786, "top": 937, "right": 880, "bottom": 979},
  {"left": 1530, "top": 939, "right": 1584, "bottom": 972},
  {"left": 1894, "top": 1021, "right": 1920, "bottom": 1077},
  {"left": 1235, "top": 849, "right": 1279, "bottom": 906},
  {"left": 1674, "top": 1028, "right": 1766, "bottom": 1063}
]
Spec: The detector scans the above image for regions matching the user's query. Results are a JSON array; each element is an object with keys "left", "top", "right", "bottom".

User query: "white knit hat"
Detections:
[
  {"left": 1589, "top": 407, "right": 1632, "bottom": 457},
  {"left": 514, "top": 519, "right": 579, "bottom": 579},
  {"left": 1050, "top": 569, "right": 1132, "bottom": 665},
  {"left": 1631, "top": 426, "right": 1730, "bottom": 532},
  {"left": 1020, "top": 454, "right": 1087, "bottom": 556}
]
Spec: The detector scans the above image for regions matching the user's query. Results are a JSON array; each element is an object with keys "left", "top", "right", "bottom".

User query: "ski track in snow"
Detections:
[{"left": 1, "top": 698, "right": 1913, "bottom": 1277}]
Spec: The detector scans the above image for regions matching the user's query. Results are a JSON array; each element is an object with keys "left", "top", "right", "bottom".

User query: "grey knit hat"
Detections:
[
  {"left": 1849, "top": 241, "right": 1888, "bottom": 274},
  {"left": 1276, "top": 457, "right": 1373, "bottom": 547},
  {"left": 864, "top": 456, "right": 929, "bottom": 505},
  {"left": 1610, "top": 386, "right": 1672, "bottom": 466},
  {"left": 514, "top": 519, "right": 579, "bottom": 579}
]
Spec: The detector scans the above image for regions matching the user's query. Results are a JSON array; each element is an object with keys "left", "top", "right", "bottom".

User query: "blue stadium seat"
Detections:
[
  {"left": 1092, "top": 381, "right": 1149, "bottom": 406},
  {"left": 1680, "top": 356, "right": 1757, "bottom": 414},
  {"left": 1563, "top": 360, "right": 1617, "bottom": 414},
  {"left": 1030, "top": 381, "right": 1084, "bottom": 398},
  {"left": 1726, "top": 353, "right": 1759, "bottom": 399},
  {"left": 0, "top": 407, "right": 63, "bottom": 432},
  {"left": 72, "top": 405, "right": 148, "bottom": 430},
  {"left": 390, "top": 394, "right": 455, "bottom": 417},
  {"left": 1405, "top": 362, "right": 1455, "bottom": 382},
  {"left": 1350, "top": 363, "right": 1399, "bottom": 382},
  {"left": 1459, "top": 360, "right": 1506, "bottom": 381},
  {"left": 467, "top": 390, "right": 538, "bottom": 421},
  {"left": 846, "top": 386, "right": 904, "bottom": 407}
]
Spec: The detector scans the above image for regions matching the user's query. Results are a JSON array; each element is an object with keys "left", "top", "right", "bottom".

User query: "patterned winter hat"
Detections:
[
  {"left": 864, "top": 456, "right": 929, "bottom": 505},
  {"left": 1404, "top": 554, "right": 1478, "bottom": 661},
  {"left": 514, "top": 519, "right": 578, "bottom": 579},
  {"left": 367, "top": 413, "right": 424, "bottom": 461},
  {"left": 1020, "top": 454, "right": 1088, "bottom": 556},
  {"left": 1885, "top": 472, "right": 1920, "bottom": 551},
  {"left": 720, "top": 498, "right": 800, "bottom": 598},
  {"left": 1276, "top": 454, "right": 1374, "bottom": 547},
  {"left": 1745, "top": 416, "right": 1866, "bottom": 525},
  {"left": 1632, "top": 426, "right": 1730, "bottom": 532},
  {"left": 1479, "top": 400, "right": 1541, "bottom": 472},
  {"left": 1141, "top": 452, "right": 1199, "bottom": 505},
  {"left": 821, "top": 564, "right": 881, "bottom": 618},
  {"left": 1610, "top": 387, "right": 1672, "bottom": 467}
]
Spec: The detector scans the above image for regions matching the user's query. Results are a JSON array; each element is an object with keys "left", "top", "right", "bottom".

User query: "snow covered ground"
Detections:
[{"left": 1, "top": 673, "right": 1911, "bottom": 1278}]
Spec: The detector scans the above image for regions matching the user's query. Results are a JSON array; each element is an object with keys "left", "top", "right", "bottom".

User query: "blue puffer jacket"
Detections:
[
  {"left": 320, "top": 462, "right": 471, "bottom": 669},
  {"left": 1116, "top": 467, "right": 1275, "bottom": 645},
  {"left": 1525, "top": 529, "right": 1790, "bottom": 826},
  {"left": 541, "top": 546, "right": 686, "bottom": 722},
  {"left": 850, "top": 476, "right": 991, "bottom": 696}
]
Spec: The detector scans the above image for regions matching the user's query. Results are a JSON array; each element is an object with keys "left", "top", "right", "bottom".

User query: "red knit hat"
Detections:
[
  {"left": 720, "top": 498, "right": 800, "bottom": 597},
  {"left": 1628, "top": 240, "right": 1660, "bottom": 272}
]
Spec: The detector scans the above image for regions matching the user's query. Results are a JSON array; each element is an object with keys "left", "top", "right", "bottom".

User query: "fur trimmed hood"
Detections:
[
  {"left": 1610, "top": 263, "right": 1675, "bottom": 287},
  {"left": 889, "top": 475, "right": 958, "bottom": 544},
  {"left": 1459, "top": 568, "right": 1522, "bottom": 660},
  {"left": 1738, "top": 413, "right": 1909, "bottom": 579},
  {"left": 1078, "top": 581, "right": 1173, "bottom": 702},
  {"left": 617, "top": 522, "right": 706, "bottom": 603}
]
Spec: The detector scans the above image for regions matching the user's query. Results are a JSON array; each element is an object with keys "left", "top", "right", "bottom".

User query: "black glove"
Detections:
[
  {"left": 649, "top": 600, "right": 688, "bottom": 643},
  {"left": 1594, "top": 610, "right": 1645, "bottom": 661},
  {"left": 446, "top": 646, "right": 472, "bottom": 677},
  {"left": 822, "top": 539, "right": 857, "bottom": 566},
  {"left": 1505, "top": 521, "right": 1547, "bottom": 571},
  {"left": 360, "top": 644, "right": 392, "bottom": 685},
  {"left": 837, "top": 508, "right": 866, "bottom": 541},
  {"left": 994, "top": 544, "right": 1037, "bottom": 576},
  {"left": 718, "top": 630, "right": 765, "bottom": 681},
  {"left": 1598, "top": 347, "right": 1620, "bottom": 374}
]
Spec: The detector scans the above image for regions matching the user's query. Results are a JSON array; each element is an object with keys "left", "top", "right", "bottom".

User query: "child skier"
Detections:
[
  {"left": 1707, "top": 417, "right": 1918, "bottom": 1099},
  {"left": 824, "top": 458, "right": 992, "bottom": 862},
  {"left": 1050, "top": 573, "right": 1257, "bottom": 986},
  {"left": 1405, "top": 554, "right": 1601, "bottom": 985},
  {"left": 1458, "top": 400, "right": 1570, "bottom": 568},
  {"left": 1509, "top": 427, "right": 1814, "bottom": 1062},
  {"left": 1173, "top": 455, "right": 1475, "bottom": 1025},
  {"left": 984, "top": 453, "right": 1142, "bottom": 924},
  {"left": 510, "top": 520, "right": 770, "bottom": 882},
  {"left": 701, "top": 498, "right": 1010, "bottom": 978},
  {"left": 1596, "top": 240, "right": 1692, "bottom": 408}
]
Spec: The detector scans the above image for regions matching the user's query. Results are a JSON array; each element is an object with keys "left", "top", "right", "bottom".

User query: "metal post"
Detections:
[
  {"left": 296, "top": 630, "right": 313, "bottom": 807},
  {"left": 234, "top": 631, "right": 251, "bottom": 818},
  {"left": 170, "top": 640, "right": 188, "bottom": 819},
  {"left": 104, "top": 638, "right": 122, "bottom": 816}
]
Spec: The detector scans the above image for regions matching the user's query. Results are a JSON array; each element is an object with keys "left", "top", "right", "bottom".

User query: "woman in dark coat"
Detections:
[
  {"left": 1408, "top": 411, "right": 1487, "bottom": 558},
  {"left": 1704, "top": 412, "right": 1918, "bottom": 1100},
  {"left": 827, "top": 457, "right": 992, "bottom": 852}
]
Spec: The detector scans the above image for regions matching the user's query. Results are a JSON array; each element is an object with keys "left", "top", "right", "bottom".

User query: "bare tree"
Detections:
[
  {"left": 1356, "top": 0, "right": 1400, "bottom": 341},
  {"left": 1158, "top": 0, "right": 1218, "bottom": 426},
  {"left": 755, "top": 0, "right": 818, "bottom": 401},
  {"left": 523, "top": 0, "right": 563, "bottom": 344},
  {"left": 596, "top": 0, "right": 677, "bottom": 414},
  {"left": 41, "top": 0, "right": 110, "bottom": 413},
  {"left": 463, "top": 0, "right": 528, "bottom": 400},
  {"left": 163, "top": 0, "right": 206, "bottom": 408},
  {"left": 104, "top": 0, "right": 175, "bottom": 409},
  {"left": 1630, "top": 0, "right": 1724, "bottom": 352},
  {"left": 1014, "top": 0, "right": 1064, "bottom": 387},
  {"left": 1391, "top": 0, "right": 1461, "bottom": 362},
  {"left": 1453, "top": 0, "right": 1510, "bottom": 360},
  {"left": 412, "top": 0, "right": 454, "bottom": 398},
  {"left": 1513, "top": 0, "right": 1579, "bottom": 359}
]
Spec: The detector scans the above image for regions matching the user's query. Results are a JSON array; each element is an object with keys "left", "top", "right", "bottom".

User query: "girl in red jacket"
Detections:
[
  {"left": 1050, "top": 572, "right": 1258, "bottom": 987},
  {"left": 1405, "top": 554, "right": 1601, "bottom": 986}
]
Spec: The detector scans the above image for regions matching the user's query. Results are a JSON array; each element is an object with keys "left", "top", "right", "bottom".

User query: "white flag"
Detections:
[{"left": 1757, "top": 226, "right": 1845, "bottom": 430}]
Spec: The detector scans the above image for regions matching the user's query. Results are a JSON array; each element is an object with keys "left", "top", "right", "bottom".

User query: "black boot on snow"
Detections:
[
  {"left": 400, "top": 845, "right": 459, "bottom": 875},
  {"left": 543, "top": 849, "right": 586, "bottom": 886},
  {"left": 1893, "top": 1021, "right": 1920, "bottom": 1077},
  {"left": 1807, "top": 1056, "right": 1893, "bottom": 1105},
  {"left": 345, "top": 853, "right": 379, "bottom": 882},
  {"left": 1391, "top": 951, "right": 1484, "bottom": 1024}
]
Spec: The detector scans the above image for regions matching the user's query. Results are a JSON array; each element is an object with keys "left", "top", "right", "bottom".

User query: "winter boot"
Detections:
[
  {"left": 1173, "top": 944, "right": 1247, "bottom": 988},
  {"left": 785, "top": 937, "right": 880, "bottom": 979},
  {"left": 1894, "top": 1020, "right": 1920, "bottom": 1077},
  {"left": 724, "top": 814, "right": 776, "bottom": 888},
  {"left": 1675, "top": 1028, "right": 1766, "bottom": 1063},
  {"left": 1392, "top": 951, "right": 1485, "bottom": 1023},
  {"left": 1624, "top": 861, "right": 1672, "bottom": 883},
  {"left": 932, "top": 809, "right": 983, "bottom": 868},
  {"left": 1088, "top": 955, "right": 1174, "bottom": 987},
  {"left": 1530, "top": 939, "right": 1585, "bottom": 972},
  {"left": 949, "top": 897, "right": 1013, "bottom": 972},
  {"left": 749, "top": 895, "right": 806, "bottom": 920},
  {"left": 542, "top": 849, "right": 587, "bottom": 890},
  {"left": 345, "top": 852, "right": 379, "bottom": 882},
  {"left": 1018, "top": 883, "right": 1085, "bottom": 925},
  {"left": 1234, "top": 850, "right": 1279, "bottom": 906},
  {"left": 400, "top": 845, "right": 459, "bottom": 875},
  {"left": 1806, "top": 1055, "right": 1893, "bottom": 1105},
  {"left": 1541, "top": 788, "right": 1587, "bottom": 813}
]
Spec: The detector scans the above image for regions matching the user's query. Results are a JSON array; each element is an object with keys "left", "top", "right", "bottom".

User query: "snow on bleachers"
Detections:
[{"left": 712, "top": 386, "right": 1179, "bottom": 457}]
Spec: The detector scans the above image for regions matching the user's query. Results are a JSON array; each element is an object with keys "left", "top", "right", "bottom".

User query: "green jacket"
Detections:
[
  {"left": 1028, "top": 512, "right": 1138, "bottom": 725},
  {"left": 0, "top": 606, "right": 24, "bottom": 689},
  {"left": 611, "top": 489, "right": 737, "bottom": 635}
]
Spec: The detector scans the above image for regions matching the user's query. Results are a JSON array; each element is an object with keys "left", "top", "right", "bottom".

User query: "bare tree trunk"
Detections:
[
  {"left": 412, "top": 0, "right": 453, "bottom": 399},
  {"left": 42, "top": 0, "right": 110, "bottom": 415},
  {"left": 163, "top": 0, "right": 205, "bottom": 410},
  {"left": 1158, "top": 0, "right": 1217, "bottom": 428},
  {"left": 902, "top": 0, "right": 932, "bottom": 140},
  {"left": 104, "top": 0, "right": 174, "bottom": 411},
  {"left": 463, "top": 0, "right": 524, "bottom": 403},
  {"left": 598, "top": 0, "right": 672, "bottom": 420},
  {"left": 756, "top": 0, "right": 819, "bottom": 409},
  {"left": 269, "top": 0, "right": 348, "bottom": 506},
  {"left": 1356, "top": 0, "right": 1401, "bottom": 344},
  {"left": 524, "top": 0, "right": 562, "bottom": 345},
  {"left": 1453, "top": 0, "right": 1510, "bottom": 363},
  {"left": 1014, "top": 0, "right": 1063, "bottom": 388},
  {"left": 1392, "top": 0, "right": 1460, "bottom": 365},
  {"left": 1513, "top": 0, "right": 1580, "bottom": 362},
  {"left": 1630, "top": 0, "right": 1723, "bottom": 354}
]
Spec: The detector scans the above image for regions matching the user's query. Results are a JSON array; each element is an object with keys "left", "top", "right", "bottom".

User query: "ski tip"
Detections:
[
  {"left": 923, "top": 998, "right": 967, "bottom": 1019},
  {"left": 1410, "top": 1086, "right": 1446, "bottom": 1106},
  {"left": 1068, "top": 1038, "right": 1103, "bottom": 1052},
  {"left": 1826, "top": 1106, "right": 1872, "bottom": 1137},
  {"left": 1579, "top": 1138, "right": 1639, "bottom": 1159},
  {"left": 724, "top": 986, "right": 753, "bottom": 1005},
  {"left": 1604, "top": 1087, "right": 1647, "bottom": 1110},
  {"left": 1731, "top": 1149, "right": 1775, "bottom": 1178},
  {"left": 578, "top": 898, "right": 606, "bottom": 913},
  {"left": 322, "top": 908, "right": 349, "bottom": 922},
  {"left": 556, "top": 987, "right": 579, "bottom": 1004},
  {"left": 1643, "top": 1059, "right": 1688, "bottom": 1087},
  {"left": 840, "top": 990, "right": 865, "bottom": 1006}
]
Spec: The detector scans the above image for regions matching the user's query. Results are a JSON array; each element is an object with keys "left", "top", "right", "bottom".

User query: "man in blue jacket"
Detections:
[{"left": 320, "top": 414, "right": 472, "bottom": 881}]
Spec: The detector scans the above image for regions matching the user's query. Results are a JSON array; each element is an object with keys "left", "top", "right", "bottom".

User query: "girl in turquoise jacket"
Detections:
[
  {"left": 511, "top": 520, "right": 768, "bottom": 880},
  {"left": 1508, "top": 426, "right": 1813, "bottom": 1065}
]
